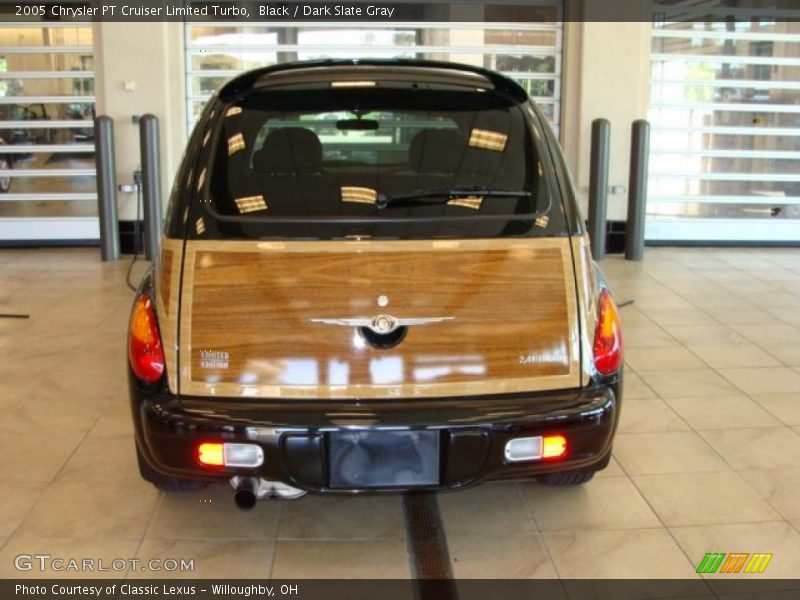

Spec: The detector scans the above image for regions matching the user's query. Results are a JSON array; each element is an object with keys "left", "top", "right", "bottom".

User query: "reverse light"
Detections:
[
  {"left": 197, "top": 442, "right": 264, "bottom": 469},
  {"left": 128, "top": 295, "right": 165, "bottom": 384},
  {"left": 224, "top": 443, "right": 265, "bottom": 468},
  {"left": 593, "top": 288, "right": 623, "bottom": 376},
  {"left": 504, "top": 434, "right": 568, "bottom": 462}
]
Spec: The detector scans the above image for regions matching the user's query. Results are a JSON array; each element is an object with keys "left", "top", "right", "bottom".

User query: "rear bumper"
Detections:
[{"left": 131, "top": 378, "right": 620, "bottom": 493}]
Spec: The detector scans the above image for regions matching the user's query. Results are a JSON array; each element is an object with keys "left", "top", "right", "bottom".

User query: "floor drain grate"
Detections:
[{"left": 403, "top": 491, "right": 458, "bottom": 599}]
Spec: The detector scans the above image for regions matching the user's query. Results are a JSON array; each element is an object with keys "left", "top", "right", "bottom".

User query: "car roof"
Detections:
[{"left": 217, "top": 59, "right": 530, "bottom": 104}]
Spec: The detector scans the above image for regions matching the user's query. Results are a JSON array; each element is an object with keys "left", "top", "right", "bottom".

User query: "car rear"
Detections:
[{"left": 128, "top": 60, "right": 622, "bottom": 501}]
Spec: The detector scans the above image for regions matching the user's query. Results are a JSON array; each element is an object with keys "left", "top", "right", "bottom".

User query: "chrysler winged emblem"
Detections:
[{"left": 311, "top": 314, "right": 454, "bottom": 334}]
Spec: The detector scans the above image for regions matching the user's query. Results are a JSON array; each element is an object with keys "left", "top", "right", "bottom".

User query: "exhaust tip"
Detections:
[
  {"left": 233, "top": 478, "right": 258, "bottom": 510},
  {"left": 229, "top": 476, "right": 307, "bottom": 505}
]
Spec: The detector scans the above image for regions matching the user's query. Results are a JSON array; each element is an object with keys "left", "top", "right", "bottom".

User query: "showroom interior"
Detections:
[{"left": 1, "top": 0, "right": 800, "bottom": 585}]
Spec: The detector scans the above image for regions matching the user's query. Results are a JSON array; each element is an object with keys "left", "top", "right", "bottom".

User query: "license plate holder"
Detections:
[{"left": 328, "top": 430, "right": 440, "bottom": 489}]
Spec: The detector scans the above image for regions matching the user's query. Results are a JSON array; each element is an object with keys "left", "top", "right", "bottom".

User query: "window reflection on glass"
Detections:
[
  {"left": 0, "top": 26, "right": 91, "bottom": 47},
  {"left": 647, "top": 201, "right": 800, "bottom": 220},
  {"left": 0, "top": 77, "right": 94, "bottom": 98},
  {"left": 0, "top": 102, "right": 94, "bottom": 128},
  {"left": 0, "top": 198, "right": 97, "bottom": 218},
  {"left": 188, "top": 26, "right": 557, "bottom": 49}
]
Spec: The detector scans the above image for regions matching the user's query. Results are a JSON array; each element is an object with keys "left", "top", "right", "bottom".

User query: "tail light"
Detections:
[
  {"left": 128, "top": 295, "right": 165, "bottom": 383},
  {"left": 593, "top": 288, "right": 622, "bottom": 375},
  {"left": 504, "top": 434, "right": 567, "bottom": 462},
  {"left": 197, "top": 442, "right": 225, "bottom": 468},
  {"left": 542, "top": 434, "right": 567, "bottom": 459},
  {"left": 196, "top": 442, "right": 264, "bottom": 469}
]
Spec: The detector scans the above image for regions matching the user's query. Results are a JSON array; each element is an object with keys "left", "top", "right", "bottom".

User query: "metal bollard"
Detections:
[
  {"left": 587, "top": 118, "right": 610, "bottom": 260},
  {"left": 94, "top": 116, "right": 120, "bottom": 262},
  {"left": 139, "top": 114, "right": 162, "bottom": 262},
  {"left": 625, "top": 120, "right": 650, "bottom": 261}
]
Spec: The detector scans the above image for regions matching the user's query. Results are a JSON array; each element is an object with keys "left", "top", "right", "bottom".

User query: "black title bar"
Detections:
[
  {"left": 1, "top": 1, "right": 800, "bottom": 22},
  {"left": 5, "top": 579, "right": 800, "bottom": 599}
]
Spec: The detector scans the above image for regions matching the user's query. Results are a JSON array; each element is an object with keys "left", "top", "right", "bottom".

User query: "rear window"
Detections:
[{"left": 201, "top": 85, "right": 564, "bottom": 240}]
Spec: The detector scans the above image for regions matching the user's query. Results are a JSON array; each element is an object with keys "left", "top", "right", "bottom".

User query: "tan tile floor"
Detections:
[{"left": 1, "top": 247, "right": 800, "bottom": 580}]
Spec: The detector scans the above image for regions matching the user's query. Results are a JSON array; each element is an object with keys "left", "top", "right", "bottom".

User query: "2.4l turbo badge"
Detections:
[
  {"left": 519, "top": 349, "right": 567, "bottom": 365},
  {"left": 199, "top": 350, "right": 230, "bottom": 370}
]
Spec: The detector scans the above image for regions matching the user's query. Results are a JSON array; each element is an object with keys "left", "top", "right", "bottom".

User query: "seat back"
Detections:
[{"left": 251, "top": 127, "right": 336, "bottom": 214}]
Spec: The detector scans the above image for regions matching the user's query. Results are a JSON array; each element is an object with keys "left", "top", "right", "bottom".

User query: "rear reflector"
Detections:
[
  {"left": 197, "top": 442, "right": 264, "bottom": 469},
  {"left": 505, "top": 434, "right": 567, "bottom": 463}
]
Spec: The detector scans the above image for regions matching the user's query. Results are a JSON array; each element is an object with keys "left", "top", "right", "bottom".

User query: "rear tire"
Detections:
[
  {"left": 136, "top": 444, "right": 208, "bottom": 492},
  {"left": 536, "top": 468, "right": 596, "bottom": 486}
]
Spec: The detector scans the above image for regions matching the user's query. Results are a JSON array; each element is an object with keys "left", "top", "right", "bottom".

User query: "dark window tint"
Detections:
[{"left": 203, "top": 86, "right": 563, "bottom": 240}]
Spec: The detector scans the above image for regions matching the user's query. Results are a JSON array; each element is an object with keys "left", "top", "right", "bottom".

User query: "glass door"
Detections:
[
  {"left": 0, "top": 22, "right": 97, "bottom": 242},
  {"left": 648, "top": 18, "right": 800, "bottom": 242}
]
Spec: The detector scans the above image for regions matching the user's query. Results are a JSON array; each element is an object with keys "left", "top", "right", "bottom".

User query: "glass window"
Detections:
[
  {"left": 201, "top": 84, "right": 562, "bottom": 240},
  {"left": 0, "top": 24, "right": 96, "bottom": 242},
  {"left": 185, "top": 6, "right": 563, "bottom": 132},
  {"left": 648, "top": 19, "right": 800, "bottom": 241}
]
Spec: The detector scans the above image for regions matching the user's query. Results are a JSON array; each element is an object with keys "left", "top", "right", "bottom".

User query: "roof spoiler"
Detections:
[{"left": 217, "top": 58, "right": 529, "bottom": 104}]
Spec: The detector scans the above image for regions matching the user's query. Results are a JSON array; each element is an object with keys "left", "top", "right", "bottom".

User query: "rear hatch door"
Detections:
[{"left": 178, "top": 237, "right": 580, "bottom": 399}]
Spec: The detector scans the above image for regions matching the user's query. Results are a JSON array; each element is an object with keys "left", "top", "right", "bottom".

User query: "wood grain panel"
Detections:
[
  {"left": 156, "top": 238, "right": 182, "bottom": 394},
  {"left": 572, "top": 234, "right": 599, "bottom": 386},
  {"left": 179, "top": 238, "right": 581, "bottom": 399}
]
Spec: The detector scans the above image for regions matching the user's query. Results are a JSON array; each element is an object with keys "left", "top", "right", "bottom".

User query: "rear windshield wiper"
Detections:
[{"left": 376, "top": 188, "right": 533, "bottom": 209}]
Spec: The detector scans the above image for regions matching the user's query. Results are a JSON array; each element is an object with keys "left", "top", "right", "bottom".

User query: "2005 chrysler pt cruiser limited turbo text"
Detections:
[{"left": 128, "top": 59, "right": 623, "bottom": 508}]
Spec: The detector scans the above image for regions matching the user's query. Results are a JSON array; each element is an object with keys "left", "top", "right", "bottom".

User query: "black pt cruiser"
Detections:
[{"left": 128, "top": 59, "right": 623, "bottom": 508}]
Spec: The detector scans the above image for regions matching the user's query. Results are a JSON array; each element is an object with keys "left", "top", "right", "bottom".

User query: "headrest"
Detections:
[
  {"left": 409, "top": 128, "right": 465, "bottom": 174},
  {"left": 252, "top": 127, "right": 323, "bottom": 174}
]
